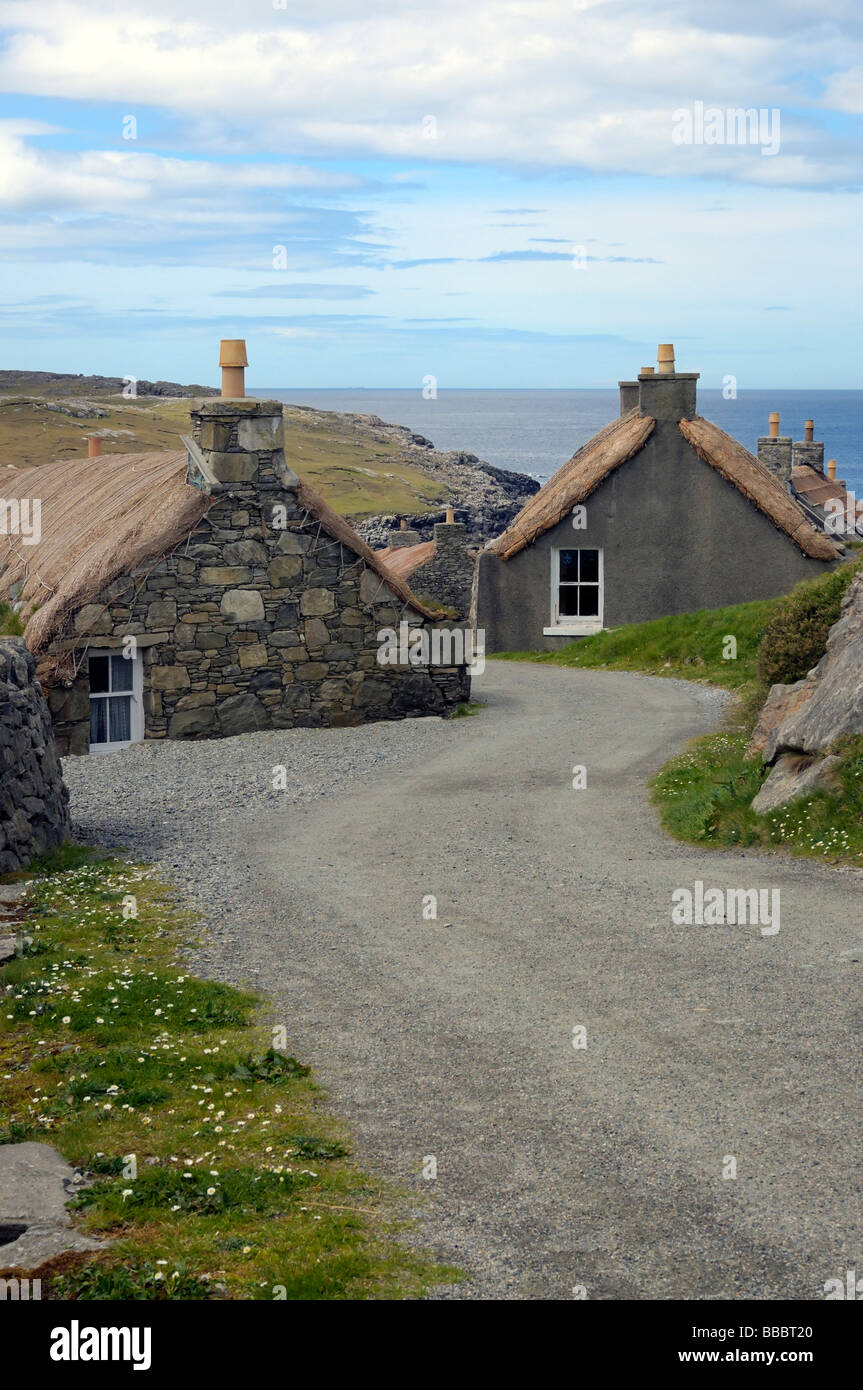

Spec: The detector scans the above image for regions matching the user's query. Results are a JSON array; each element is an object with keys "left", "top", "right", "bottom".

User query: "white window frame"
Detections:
[
  {"left": 88, "top": 648, "right": 144, "bottom": 754},
  {"left": 544, "top": 546, "right": 604, "bottom": 636}
]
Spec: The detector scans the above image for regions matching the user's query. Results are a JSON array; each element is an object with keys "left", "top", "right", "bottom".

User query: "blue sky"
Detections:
[{"left": 0, "top": 0, "right": 862, "bottom": 388}]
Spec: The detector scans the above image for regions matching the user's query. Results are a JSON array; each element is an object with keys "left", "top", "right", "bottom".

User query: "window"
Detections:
[
  {"left": 89, "top": 651, "right": 143, "bottom": 753},
  {"left": 546, "top": 547, "right": 603, "bottom": 634}
]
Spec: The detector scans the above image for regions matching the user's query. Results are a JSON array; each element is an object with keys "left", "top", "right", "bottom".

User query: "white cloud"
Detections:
[{"left": 0, "top": 0, "right": 859, "bottom": 183}]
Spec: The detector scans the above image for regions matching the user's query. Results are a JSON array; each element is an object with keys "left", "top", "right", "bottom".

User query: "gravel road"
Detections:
[{"left": 64, "top": 663, "right": 863, "bottom": 1300}]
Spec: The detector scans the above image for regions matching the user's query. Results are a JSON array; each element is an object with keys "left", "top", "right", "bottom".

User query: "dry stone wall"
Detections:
[{"left": 0, "top": 639, "right": 70, "bottom": 870}]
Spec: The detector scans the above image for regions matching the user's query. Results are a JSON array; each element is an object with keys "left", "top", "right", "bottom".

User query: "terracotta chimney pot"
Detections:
[
  {"left": 804, "top": 419, "right": 814, "bottom": 442},
  {"left": 828, "top": 459, "right": 837, "bottom": 480},
  {"left": 640, "top": 367, "right": 654, "bottom": 375},
  {"left": 657, "top": 343, "right": 675, "bottom": 374},
  {"left": 769, "top": 412, "right": 780, "bottom": 438},
  {"left": 87, "top": 435, "right": 102, "bottom": 457},
  {"left": 445, "top": 507, "right": 455, "bottom": 524},
  {"left": 219, "top": 338, "right": 248, "bottom": 397}
]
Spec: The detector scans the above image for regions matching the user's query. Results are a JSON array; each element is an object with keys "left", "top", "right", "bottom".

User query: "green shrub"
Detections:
[
  {"left": 756, "top": 561, "right": 861, "bottom": 687},
  {"left": 0, "top": 601, "right": 25, "bottom": 636}
]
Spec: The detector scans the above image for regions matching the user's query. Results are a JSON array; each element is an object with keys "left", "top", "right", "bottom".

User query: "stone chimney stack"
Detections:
[
  {"left": 757, "top": 411, "right": 793, "bottom": 485},
  {"left": 618, "top": 379, "right": 639, "bottom": 415},
  {"left": 189, "top": 341, "right": 295, "bottom": 498},
  {"left": 793, "top": 417, "right": 825, "bottom": 474},
  {"left": 637, "top": 343, "right": 698, "bottom": 420},
  {"left": 388, "top": 518, "right": 421, "bottom": 548}
]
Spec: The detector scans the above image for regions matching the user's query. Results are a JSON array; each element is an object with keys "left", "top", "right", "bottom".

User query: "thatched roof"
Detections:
[
  {"left": 0, "top": 451, "right": 210, "bottom": 657},
  {"left": 488, "top": 410, "right": 655, "bottom": 559},
  {"left": 679, "top": 417, "right": 841, "bottom": 561},
  {"left": 488, "top": 409, "right": 840, "bottom": 562},
  {"left": 0, "top": 450, "right": 441, "bottom": 663}
]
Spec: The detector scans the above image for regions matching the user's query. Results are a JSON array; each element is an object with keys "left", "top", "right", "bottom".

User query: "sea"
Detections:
[{"left": 255, "top": 388, "right": 863, "bottom": 495}]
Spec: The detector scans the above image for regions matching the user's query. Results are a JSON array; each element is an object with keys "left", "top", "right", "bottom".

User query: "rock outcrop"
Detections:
[
  {"left": 750, "top": 569, "right": 863, "bottom": 811},
  {"left": 0, "top": 639, "right": 70, "bottom": 871}
]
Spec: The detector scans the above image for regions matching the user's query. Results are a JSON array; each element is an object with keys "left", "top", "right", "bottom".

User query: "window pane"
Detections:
[
  {"left": 90, "top": 698, "right": 107, "bottom": 744},
  {"left": 109, "top": 696, "right": 132, "bottom": 743},
  {"left": 579, "top": 586, "right": 599, "bottom": 617},
  {"left": 110, "top": 653, "right": 134, "bottom": 692},
  {"left": 580, "top": 549, "right": 599, "bottom": 584},
  {"left": 559, "top": 550, "right": 579, "bottom": 582},
  {"left": 559, "top": 586, "right": 579, "bottom": 616},
  {"left": 89, "top": 654, "right": 110, "bottom": 694}
]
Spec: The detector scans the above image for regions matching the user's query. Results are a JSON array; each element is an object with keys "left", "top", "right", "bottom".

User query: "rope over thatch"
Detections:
[
  {"left": 678, "top": 417, "right": 841, "bottom": 561},
  {"left": 488, "top": 409, "right": 656, "bottom": 559},
  {"left": 0, "top": 451, "right": 211, "bottom": 659}
]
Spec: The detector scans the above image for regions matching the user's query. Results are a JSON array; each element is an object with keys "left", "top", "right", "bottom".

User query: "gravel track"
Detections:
[{"left": 64, "top": 664, "right": 863, "bottom": 1300}]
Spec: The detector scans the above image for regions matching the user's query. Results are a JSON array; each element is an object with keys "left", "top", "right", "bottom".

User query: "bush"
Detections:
[{"left": 756, "top": 561, "right": 860, "bottom": 687}]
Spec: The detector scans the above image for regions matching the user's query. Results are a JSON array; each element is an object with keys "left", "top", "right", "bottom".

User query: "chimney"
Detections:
[
  {"left": 637, "top": 343, "right": 698, "bottom": 420},
  {"left": 757, "top": 411, "right": 792, "bottom": 484},
  {"left": 388, "top": 517, "right": 421, "bottom": 548},
  {"left": 793, "top": 416, "right": 825, "bottom": 474},
  {"left": 828, "top": 459, "right": 837, "bottom": 481},
  {"left": 219, "top": 338, "right": 249, "bottom": 398},
  {"left": 433, "top": 511, "right": 468, "bottom": 555},
  {"left": 618, "top": 379, "right": 639, "bottom": 415},
  {"left": 87, "top": 435, "right": 102, "bottom": 458},
  {"left": 189, "top": 342, "right": 291, "bottom": 493}
]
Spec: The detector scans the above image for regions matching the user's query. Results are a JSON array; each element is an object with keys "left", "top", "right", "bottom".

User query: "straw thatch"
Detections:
[
  {"left": 0, "top": 451, "right": 441, "bottom": 666},
  {"left": 679, "top": 417, "right": 841, "bottom": 561},
  {"left": 488, "top": 410, "right": 655, "bottom": 559},
  {"left": 0, "top": 451, "right": 210, "bottom": 657}
]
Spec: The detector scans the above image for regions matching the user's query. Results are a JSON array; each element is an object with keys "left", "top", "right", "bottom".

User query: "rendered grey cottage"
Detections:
[
  {"left": 474, "top": 345, "right": 842, "bottom": 654},
  {"left": 0, "top": 342, "right": 470, "bottom": 754}
]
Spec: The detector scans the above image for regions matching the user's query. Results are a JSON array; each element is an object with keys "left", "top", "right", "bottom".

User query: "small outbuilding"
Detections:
[{"left": 474, "top": 345, "right": 842, "bottom": 653}]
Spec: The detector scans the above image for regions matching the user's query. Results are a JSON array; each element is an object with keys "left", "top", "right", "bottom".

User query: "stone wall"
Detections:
[
  {"left": 47, "top": 399, "right": 470, "bottom": 752},
  {"left": 0, "top": 639, "right": 70, "bottom": 870},
  {"left": 410, "top": 522, "right": 475, "bottom": 618}
]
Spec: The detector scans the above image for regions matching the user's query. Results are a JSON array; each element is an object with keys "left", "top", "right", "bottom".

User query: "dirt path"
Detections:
[{"left": 66, "top": 664, "right": 863, "bottom": 1299}]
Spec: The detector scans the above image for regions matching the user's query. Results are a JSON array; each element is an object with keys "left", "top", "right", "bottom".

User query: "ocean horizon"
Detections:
[{"left": 254, "top": 387, "right": 863, "bottom": 495}]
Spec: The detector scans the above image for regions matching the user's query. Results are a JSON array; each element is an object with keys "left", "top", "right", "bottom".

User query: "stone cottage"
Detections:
[
  {"left": 474, "top": 344, "right": 842, "bottom": 654},
  {"left": 377, "top": 510, "right": 476, "bottom": 618},
  {"left": 0, "top": 343, "right": 470, "bottom": 754},
  {"left": 756, "top": 412, "right": 863, "bottom": 540}
]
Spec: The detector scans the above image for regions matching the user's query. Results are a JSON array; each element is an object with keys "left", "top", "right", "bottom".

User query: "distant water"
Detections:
[{"left": 256, "top": 388, "right": 863, "bottom": 493}]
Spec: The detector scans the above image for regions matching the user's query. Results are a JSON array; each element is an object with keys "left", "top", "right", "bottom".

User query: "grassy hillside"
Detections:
[
  {"left": 0, "top": 391, "right": 447, "bottom": 518},
  {"left": 494, "top": 598, "right": 777, "bottom": 690}
]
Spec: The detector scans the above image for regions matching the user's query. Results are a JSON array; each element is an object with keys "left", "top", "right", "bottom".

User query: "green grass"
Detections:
[
  {"left": 492, "top": 596, "right": 778, "bottom": 691},
  {"left": 0, "top": 600, "right": 25, "bottom": 636},
  {"left": 651, "top": 730, "right": 863, "bottom": 865},
  {"left": 0, "top": 849, "right": 460, "bottom": 1300}
]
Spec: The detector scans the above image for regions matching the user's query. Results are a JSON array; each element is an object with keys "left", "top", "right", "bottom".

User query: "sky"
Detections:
[{"left": 0, "top": 0, "right": 861, "bottom": 389}]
